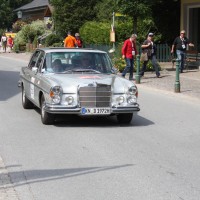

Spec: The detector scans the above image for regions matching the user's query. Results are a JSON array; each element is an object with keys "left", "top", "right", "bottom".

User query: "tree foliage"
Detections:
[
  {"left": 50, "top": 0, "right": 99, "bottom": 38},
  {"left": 0, "top": 0, "right": 180, "bottom": 45},
  {"left": 0, "top": 0, "right": 32, "bottom": 30},
  {"left": 0, "top": 0, "right": 12, "bottom": 29},
  {"left": 80, "top": 21, "right": 110, "bottom": 45},
  {"left": 152, "top": 0, "right": 180, "bottom": 43},
  {"left": 117, "top": 0, "right": 153, "bottom": 33}
]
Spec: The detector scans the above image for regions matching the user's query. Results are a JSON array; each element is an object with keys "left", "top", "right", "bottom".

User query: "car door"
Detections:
[
  {"left": 24, "top": 50, "right": 41, "bottom": 102},
  {"left": 32, "top": 51, "right": 46, "bottom": 106}
]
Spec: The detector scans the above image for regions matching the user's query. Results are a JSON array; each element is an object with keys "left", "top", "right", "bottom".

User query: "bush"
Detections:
[
  {"left": 12, "top": 20, "right": 27, "bottom": 32},
  {"left": 45, "top": 33, "right": 62, "bottom": 47},
  {"left": 13, "top": 20, "right": 46, "bottom": 52},
  {"left": 80, "top": 21, "right": 111, "bottom": 45}
]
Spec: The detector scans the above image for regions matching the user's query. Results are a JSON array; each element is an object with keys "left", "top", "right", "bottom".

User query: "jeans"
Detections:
[
  {"left": 176, "top": 50, "right": 186, "bottom": 72},
  {"left": 140, "top": 55, "right": 160, "bottom": 76},
  {"left": 122, "top": 58, "right": 134, "bottom": 80}
]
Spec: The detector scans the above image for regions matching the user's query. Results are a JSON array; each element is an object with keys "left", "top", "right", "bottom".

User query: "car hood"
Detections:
[{"left": 45, "top": 73, "right": 134, "bottom": 93}]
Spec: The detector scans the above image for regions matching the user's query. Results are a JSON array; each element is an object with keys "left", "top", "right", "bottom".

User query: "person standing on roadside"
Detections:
[
  {"left": 121, "top": 34, "right": 138, "bottom": 80},
  {"left": 64, "top": 31, "right": 77, "bottom": 48},
  {"left": 1, "top": 33, "right": 7, "bottom": 53},
  {"left": 171, "top": 30, "right": 194, "bottom": 73},
  {"left": 7, "top": 35, "right": 14, "bottom": 53},
  {"left": 75, "top": 33, "right": 83, "bottom": 48},
  {"left": 139, "top": 32, "right": 160, "bottom": 78}
]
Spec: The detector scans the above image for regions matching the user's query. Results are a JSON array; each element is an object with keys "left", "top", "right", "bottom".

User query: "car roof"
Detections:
[{"left": 36, "top": 47, "right": 106, "bottom": 54}]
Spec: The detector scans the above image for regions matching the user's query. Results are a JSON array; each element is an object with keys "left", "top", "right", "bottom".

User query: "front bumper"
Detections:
[{"left": 44, "top": 103, "right": 140, "bottom": 115}]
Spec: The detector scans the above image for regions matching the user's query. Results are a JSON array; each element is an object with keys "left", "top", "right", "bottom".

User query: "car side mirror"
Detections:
[
  {"left": 41, "top": 68, "right": 45, "bottom": 73},
  {"left": 111, "top": 67, "right": 118, "bottom": 74},
  {"left": 32, "top": 67, "right": 38, "bottom": 74}
]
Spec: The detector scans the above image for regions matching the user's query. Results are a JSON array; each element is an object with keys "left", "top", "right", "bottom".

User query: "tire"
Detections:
[
  {"left": 40, "top": 95, "right": 55, "bottom": 125},
  {"left": 117, "top": 113, "right": 133, "bottom": 124},
  {"left": 22, "top": 86, "right": 34, "bottom": 109}
]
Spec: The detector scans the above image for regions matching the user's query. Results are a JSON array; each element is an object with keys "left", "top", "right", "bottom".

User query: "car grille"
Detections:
[{"left": 79, "top": 84, "right": 111, "bottom": 107}]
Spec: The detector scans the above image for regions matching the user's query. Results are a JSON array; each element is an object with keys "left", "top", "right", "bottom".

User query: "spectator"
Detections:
[
  {"left": 139, "top": 32, "right": 160, "bottom": 78},
  {"left": 75, "top": 33, "right": 83, "bottom": 48},
  {"left": 64, "top": 31, "right": 77, "bottom": 48},
  {"left": 121, "top": 34, "right": 138, "bottom": 80},
  {"left": 1, "top": 33, "right": 7, "bottom": 53},
  {"left": 7, "top": 35, "right": 14, "bottom": 53},
  {"left": 171, "top": 30, "right": 194, "bottom": 73}
]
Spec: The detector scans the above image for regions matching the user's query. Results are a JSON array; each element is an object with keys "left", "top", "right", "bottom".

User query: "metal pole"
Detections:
[
  {"left": 112, "top": 12, "right": 115, "bottom": 50},
  {"left": 135, "top": 55, "right": 140, "bottom": 84},
  {"left": 175, "top": 59, "right": 180, "bottom": 93}
]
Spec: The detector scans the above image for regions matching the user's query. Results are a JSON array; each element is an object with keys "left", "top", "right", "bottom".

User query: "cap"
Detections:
[
  {"left": 148, "top": 32, "right": 154, "bottom": 36},
  {"left": 75, "top": 33, "right": 80, "bottom": 37}
]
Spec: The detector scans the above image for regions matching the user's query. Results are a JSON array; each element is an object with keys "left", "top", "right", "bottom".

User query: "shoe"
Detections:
[
  {"left": 156, "top": 74, "right": 160, "bottom": 78},
  {"left": 129, "top": 76, "right": 133, "bottom": 80}
]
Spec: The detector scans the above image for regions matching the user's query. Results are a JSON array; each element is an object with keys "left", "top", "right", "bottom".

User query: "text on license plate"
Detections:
[{"left": 81, "top": 108, "right": 110, "bottom": 115}]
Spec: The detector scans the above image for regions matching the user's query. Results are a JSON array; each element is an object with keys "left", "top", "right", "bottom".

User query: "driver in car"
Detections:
[{"left": 52, "top": 59, "right": 64, "bottom": 72}]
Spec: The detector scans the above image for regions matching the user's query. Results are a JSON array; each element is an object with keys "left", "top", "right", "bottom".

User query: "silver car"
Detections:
[{"left": 19, "top": 48, "right": 140, "bottom": 125}]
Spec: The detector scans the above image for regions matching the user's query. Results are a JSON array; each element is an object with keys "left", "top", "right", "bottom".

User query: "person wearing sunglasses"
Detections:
[{"left": 171, "top": 30, "right": 194, "bottom": 73}]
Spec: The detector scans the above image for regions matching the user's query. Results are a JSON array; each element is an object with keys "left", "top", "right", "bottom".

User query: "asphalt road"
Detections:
[{"left": 1, "top": 57, "right": 200, "bottom": 200}]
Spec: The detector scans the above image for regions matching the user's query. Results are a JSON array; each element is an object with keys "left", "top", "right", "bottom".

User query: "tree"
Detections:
[
  {"left": 0, "top": 0, "right": 12, "bottom": 29},
  {"left": 151, "top": 0, "right": 180, "bottom": 43},
  {"left": 0, "top": 0, "right": 32, "bottom": 31},
  {"left": 95, "top": 0, "right": 116, "bottom": 22},
  {"left": 117, "top": 0, "right": 153, "bottom": 34},
  {"left": 50, "top": 0, "right": 99, "bottom": 38}
]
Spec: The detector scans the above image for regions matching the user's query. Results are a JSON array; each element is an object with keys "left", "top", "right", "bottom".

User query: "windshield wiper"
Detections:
[{"left": 62, "top": 69, "right": 101, "bottom": 74}]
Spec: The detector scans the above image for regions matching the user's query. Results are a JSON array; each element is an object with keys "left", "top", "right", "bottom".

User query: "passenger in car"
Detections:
[{"left": 81, "top": 57, "right": 91, "bottom": 68}]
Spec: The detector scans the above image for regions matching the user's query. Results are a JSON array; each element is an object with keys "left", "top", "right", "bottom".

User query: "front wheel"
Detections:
[
  {"left": 40, "top": 95, "right": 55, "bottom": 125},
  {"left": 117, "top": 113, "right": 133, "bottom": 124}
]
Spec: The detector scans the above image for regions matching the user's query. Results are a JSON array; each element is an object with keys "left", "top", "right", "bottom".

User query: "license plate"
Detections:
[{"left": 81, "top": 108, "right": 110, "bottom": 115}]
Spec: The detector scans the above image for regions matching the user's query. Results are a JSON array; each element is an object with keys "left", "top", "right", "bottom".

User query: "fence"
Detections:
[
  {"left": 85, "top": 43, "right": 173, "bottom": 62},
  {"left": 85, "top": 43, "right": 200, "bottom": 62},
  {"left": 156, "top": 44, "right": 171, "bottom": 62}
]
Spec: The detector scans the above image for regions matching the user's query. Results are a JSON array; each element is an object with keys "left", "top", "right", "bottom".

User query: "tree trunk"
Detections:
[{"left": 133, "top": 15, "right": 137, "bottom": 34}]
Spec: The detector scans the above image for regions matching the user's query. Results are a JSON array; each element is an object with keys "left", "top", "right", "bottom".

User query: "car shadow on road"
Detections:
[
  {"left": 0, "top": 70, "right": 20, "bottom": 101},
  {"left": 33, "top": 103, "right": 153, "bottom": 127},
  {"left": 54, "top": 113, "right": 154, "bottom": 127},
  {"left": 3, "top": 164, "right": 135, "bottom": 189},
  {"left": 34, "top": 108, "right": 154, "bottom": 127}
]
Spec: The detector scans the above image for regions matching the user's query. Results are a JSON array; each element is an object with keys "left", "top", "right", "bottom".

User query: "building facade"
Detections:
[
  {"left": 14, "top": 0, "right": 52, "bottom": 21},
  {"left": 181, "top": 0, "right": 200, "bottom": 50}
]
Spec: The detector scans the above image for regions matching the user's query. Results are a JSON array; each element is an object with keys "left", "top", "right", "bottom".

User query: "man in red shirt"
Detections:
[{"left": 121, "top": 34, "right": 138, "bottom": 80}]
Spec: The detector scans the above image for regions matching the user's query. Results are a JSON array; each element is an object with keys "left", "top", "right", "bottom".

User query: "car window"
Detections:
[
  {"left": 44, "top": 52, "right": 113, "bottom": 74},
  {"left": 28, "top": 51, "right": 41, "bottom": 69},
  {"left": 36, "top": 52, "right": 45, "bottom": 71}
]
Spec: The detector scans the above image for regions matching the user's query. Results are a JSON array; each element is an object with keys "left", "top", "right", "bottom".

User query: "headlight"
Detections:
[
  {"left": 116, "top": 96, "right": 124, "bottom": 104},
  {"left": 127, "top": 96, "right": 137, "bottom": 104},
  {"left": 128, "top": 86, "right": 138, "bottom": 96},
  {"left": 65, "top": 96, "right": 74, "bottom": 105},
  {"left": 49, "top": 86, "right": 62, "bottom": 104}
]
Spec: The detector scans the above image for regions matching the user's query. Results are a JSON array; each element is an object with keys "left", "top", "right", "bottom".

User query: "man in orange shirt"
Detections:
[{"left": 64, "top": 31, "right": 77, "bottom": 48}]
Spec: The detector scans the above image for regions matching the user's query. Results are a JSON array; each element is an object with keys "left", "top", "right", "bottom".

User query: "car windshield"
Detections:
[{"left": 44, "top": 51, "right": 113, "bottom": 74}]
